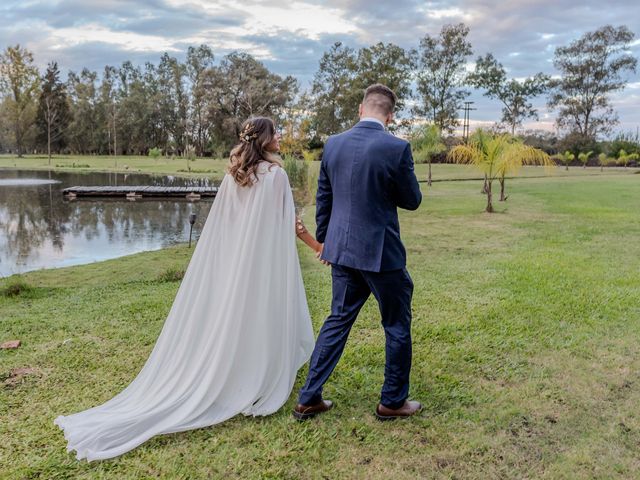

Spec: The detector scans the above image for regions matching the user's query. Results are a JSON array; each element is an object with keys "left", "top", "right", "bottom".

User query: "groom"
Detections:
[{"left": 294, "top": 84, "right": 423, "bottom": 421}]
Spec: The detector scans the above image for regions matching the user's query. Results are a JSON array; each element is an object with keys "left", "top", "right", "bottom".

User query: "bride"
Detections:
[{"left": 55, "top": 117, "right": 318, "bottom": 461}]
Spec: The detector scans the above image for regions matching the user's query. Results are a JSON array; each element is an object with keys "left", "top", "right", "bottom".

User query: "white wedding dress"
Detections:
[{"left": 55, "top": 163, "right": 315, "bottom": 461}]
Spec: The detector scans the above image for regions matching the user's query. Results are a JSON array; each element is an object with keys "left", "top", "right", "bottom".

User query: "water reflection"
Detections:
[
  {"left": 0, "top": 178, "right": 61, "bottom": 186},
  {"left": 0, "top": 169, "right": 216, "bottom": 276}
]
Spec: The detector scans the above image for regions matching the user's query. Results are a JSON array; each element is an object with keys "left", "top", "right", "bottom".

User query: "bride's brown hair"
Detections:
[{"left": 228, "top": 117, "right": 281, "bottom": 187}]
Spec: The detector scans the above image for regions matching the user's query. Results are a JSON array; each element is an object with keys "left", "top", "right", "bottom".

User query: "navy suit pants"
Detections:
[{"left": 298, "top": 264, "right": 414, "bottom": 409}]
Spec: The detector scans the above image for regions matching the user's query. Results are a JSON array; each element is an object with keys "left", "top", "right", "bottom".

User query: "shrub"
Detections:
[
  {"left": 148, "top": 147, "right": 162, "bottom": 160},
  {"left": 283, "top": 155, "right": 307, "bottom": 189},
  {"left": 54, "top": 163, "right": 91, "bottom": 168},
  {"left": 557, "top": 131, "right": 600, "bottom": 157},
  {"left": 1, "top": 278, "right": 32, "bottom": 297},
  {"left": 283, "top": 154, "right": 313, "bottom": 206},
  {"left": 608, "top": 131, "right": 640, "bottom": 157},
  {"left": 302, "top": 149, "right": 322, "bottom": 162},
  {"left": 177, "top": 169, "right": 213, "bottom": 173},
  {"left": 156, "top": 268, "right": 185, "bottom": 283}
]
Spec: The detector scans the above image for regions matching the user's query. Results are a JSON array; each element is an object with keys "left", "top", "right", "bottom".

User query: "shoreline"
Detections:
[
  {"left": 0, "top": 164, "right": 221, "bottom": 181},
  {"left": 0, "top": 244, "right": 189, "bottom": 280},
  {"left": 1, "top": 161, "right": 637, "bottom": 184},
  {"left": 0, "top": 154, "right": 229, "bottom": 180}
]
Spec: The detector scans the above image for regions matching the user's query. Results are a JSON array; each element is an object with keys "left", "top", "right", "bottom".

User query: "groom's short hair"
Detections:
[{"left": 363, "top": 84, "right": 397, "bottom": 115}]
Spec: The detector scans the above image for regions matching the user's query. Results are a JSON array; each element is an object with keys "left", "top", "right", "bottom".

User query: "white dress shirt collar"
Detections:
[{"left": 359, "top": 117, "right": 385, "bottom": 128}]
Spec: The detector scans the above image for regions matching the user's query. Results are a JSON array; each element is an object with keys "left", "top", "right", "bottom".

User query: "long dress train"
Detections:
[{"left": 54, "top": 163, "right": 315, "bottom": 461}]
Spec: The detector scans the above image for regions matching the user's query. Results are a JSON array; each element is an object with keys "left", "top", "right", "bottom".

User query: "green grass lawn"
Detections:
[
  {"left": 1, "top": 172, "right": 640, "bottom": 478},
  {"left": 1, "top": 153, "right": 637, "bottom": 183},
  {"left": 0, "top": 154, "right": 231, "bottom": 179}
]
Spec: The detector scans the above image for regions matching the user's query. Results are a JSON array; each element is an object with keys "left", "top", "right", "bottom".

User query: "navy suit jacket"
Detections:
[{"left": 316, "top": 121, "right": 422, "bottom": 272}]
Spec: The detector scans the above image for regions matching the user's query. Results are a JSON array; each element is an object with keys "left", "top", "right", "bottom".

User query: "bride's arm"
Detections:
[{"left": 296, "top": 217, "right": 322, "bottom": 253}]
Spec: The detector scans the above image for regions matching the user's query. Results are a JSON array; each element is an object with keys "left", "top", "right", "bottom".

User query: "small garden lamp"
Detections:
[{"left": 188, "top": 213, "right": 197, "bottom": 248}]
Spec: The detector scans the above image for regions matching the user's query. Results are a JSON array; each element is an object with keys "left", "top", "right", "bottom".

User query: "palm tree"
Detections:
[
  {"left": 561, "top": 151, "right": 575, "bottom": 171},
  {"left": 409, "top": 124, "right": 446, "bottom": 186},
  {"left": 598, "top": 152, "right": 607, "bottom": 172},
  {"left": 448, "top": 130, "right": 552, "bottom": 212},
  {"left": 597, "top": 153, "right": 618, "bottom": 172},
  {"left": 578, "top": 150, "right": 593, "bottom": 169},
  {"left": 617, "top": 149, "right": 639, "bottom": 168}
]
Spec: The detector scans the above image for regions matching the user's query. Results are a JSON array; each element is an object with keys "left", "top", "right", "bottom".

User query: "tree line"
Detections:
[
  {"left": 0, "top": 23, "right": 637, "bottom": 160},
  {"left": 0, "top": 46, "right": 296, "bottom": 159}
]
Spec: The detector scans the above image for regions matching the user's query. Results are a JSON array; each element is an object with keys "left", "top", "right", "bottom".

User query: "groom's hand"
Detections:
[{"left": 316, "top": 244, "right": 330, "bottom": 266}]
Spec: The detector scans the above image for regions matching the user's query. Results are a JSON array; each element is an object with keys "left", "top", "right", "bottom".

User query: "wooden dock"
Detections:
[{"left": 63, "top": 185, "right": 218, "bottom": 199}]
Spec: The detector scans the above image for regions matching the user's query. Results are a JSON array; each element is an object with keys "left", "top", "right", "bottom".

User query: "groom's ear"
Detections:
[
  {"left": 386, "top": 112, "right": 394, "bottom": 126},
  {"left": 358, "top": 103, "right": 363, "bottom": 117}
]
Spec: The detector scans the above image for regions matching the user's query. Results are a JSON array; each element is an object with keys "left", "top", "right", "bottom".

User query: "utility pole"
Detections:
[{"left": 462, "top": 101, "right": 476, "bottom": 143}]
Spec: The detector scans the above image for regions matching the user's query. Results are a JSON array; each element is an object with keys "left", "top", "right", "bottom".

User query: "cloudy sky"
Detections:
[{"left": 2, "top": 0, "right": 639, "bottom": 133}]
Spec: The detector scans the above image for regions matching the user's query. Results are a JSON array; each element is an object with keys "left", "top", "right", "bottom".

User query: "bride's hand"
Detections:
[
  {"left": 296, "top": 217, "right": 326, "bottom": 261},
  {"left": 295, "top": 217, "right": 307, "bottom": 236},
  {"left": 315, "top": 244, "right": 330, "bottom": 266}
]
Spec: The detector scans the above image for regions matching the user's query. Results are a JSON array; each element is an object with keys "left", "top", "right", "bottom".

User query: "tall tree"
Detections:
[
  {"left": 37, "top": 62, "right": 70, "bottom": 163},
  {"left": 115, "top": 61, "right": 136, "bottom": 154},
  {"left": 415, "top": 23, "right": 473, "bottom": 134},
  {"left": 201, "top": 52, "right": 297, "bottom": 150},
  {"left": 352, "top": 42, "right": 415, "bottom": 130},
  {"left": 0, "top": 45, "right": 40, "bottom": 157},
  {"left": 186, "top": 45, "right": 214, "bottom": 156},
  {"left": 548, "top": 25, "right": 637, "bottom": 139},
  {"left": 141, "top": 61, "right": 166, "bottom": 153},
  {"left": 467, "top": 53, "right": 550, "bottom": 134},
  {"left": 116, "top": 61, "right": 158, "bottom": 155},
  {"left": 99, "top": 65, "right": 120, "bottom": 156},
  {"left": 158, "top": 53, "right": 188, "bottom": 155},
  {"left": 66, "top": 69, "right": 100, "bottom": 154},
  {"left": 310, "top": 42, "right": 414, "bottom": 137},
  {"left": 309, "top": 42, "right": 356, "bottom": 137}
]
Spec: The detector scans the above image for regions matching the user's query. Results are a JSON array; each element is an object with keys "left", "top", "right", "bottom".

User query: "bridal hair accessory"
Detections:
[{"left": 239, "top": 123, "right": 259, "bottom": 143}]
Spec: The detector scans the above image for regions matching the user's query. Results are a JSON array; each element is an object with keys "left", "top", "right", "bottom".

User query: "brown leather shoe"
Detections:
[
  {"left": 375, "top": 400, "right": 422, "bottom": 421},
  {"left": 293, "top": 399, "right": 334, "bottom": 421}
]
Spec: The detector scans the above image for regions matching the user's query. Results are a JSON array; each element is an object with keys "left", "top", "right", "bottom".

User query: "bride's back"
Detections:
[{"left": 54, "top": 117, "right": 313, "bottom": 462}]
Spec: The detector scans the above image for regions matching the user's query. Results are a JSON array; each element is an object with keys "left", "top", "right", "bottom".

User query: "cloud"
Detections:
[{"left": 0, "top": 0, "right": 639, "bottom": 131}]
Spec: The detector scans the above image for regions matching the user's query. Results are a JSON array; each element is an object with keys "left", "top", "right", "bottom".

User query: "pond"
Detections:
[{"left": 0, "top": 169, "right": 217, "bottom": 277}]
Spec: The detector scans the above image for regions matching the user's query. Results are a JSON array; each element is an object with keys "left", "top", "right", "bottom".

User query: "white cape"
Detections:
[{"left": 55, "top": 163, "right": 315, "bottom": 461}]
